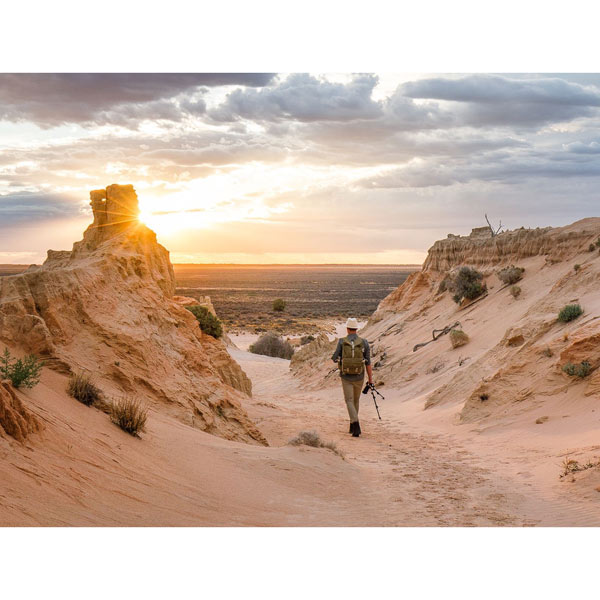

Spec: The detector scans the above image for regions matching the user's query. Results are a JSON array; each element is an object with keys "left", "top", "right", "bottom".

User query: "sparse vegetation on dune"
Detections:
[
  {"left": 288, "top": 430, "right": 343, "bottom": 457},
  {"left": 497, "top": 265, "right": 524, "bottom": 285},
  {"left": 558, "top": 303, "right": 583, "bottom": 323},
  {"left": 560, "top": 457, "right": 600, "bottom": 478},
  {"left": 67, "top": 372, "right": 103, "bottom": 406},
  {"left": 510, "top": 285, "right": 521, "bottom": 298},
  {"left": 185, "top": 305, "right": 223, "bottom": 338},
  {"left": 449, "top": 329, "right": 469, "bottom": 348},
  {"left": 0, "top": 348, "right": 44, "bottom": 389},
  {"left": 249, "top": 332, "right": 294, "bottom": 359},
  {"left": 110, "top": 396, "right": 148, "bottom": 436}
]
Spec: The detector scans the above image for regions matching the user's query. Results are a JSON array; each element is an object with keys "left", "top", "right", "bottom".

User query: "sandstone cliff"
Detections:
[{"left": 0, "top": 184, "right": 264, "bottom": 444}]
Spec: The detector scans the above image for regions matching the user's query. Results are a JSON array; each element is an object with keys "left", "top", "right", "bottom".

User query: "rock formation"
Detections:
[
  {"left": 0, "top": 380, "right": 42, "bottom": 442},
  {"left": 0, "top": 184, "right": 264, "bottom": 444}
]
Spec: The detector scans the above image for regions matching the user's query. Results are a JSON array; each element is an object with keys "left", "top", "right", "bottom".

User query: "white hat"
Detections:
[{"left": 345, "top": 317, "right": 359, "bottom": 330}]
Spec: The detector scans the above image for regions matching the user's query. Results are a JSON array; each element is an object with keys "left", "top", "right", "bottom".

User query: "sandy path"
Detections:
[{"left": 231, "top": 348, "right": 535, "bottom": 526}]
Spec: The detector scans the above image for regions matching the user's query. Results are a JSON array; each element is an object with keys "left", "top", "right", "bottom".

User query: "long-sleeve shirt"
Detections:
[{"left": 331, "top": 333, "right": 371, "bottom": 381}]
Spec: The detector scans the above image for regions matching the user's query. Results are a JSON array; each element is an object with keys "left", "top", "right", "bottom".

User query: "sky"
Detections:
[{"left": 1, "top": 72, "right": 600, "bottom": 265}]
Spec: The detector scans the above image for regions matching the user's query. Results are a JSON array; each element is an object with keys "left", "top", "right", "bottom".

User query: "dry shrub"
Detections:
[
  {"left": 249, "top": 331, "right": 294, "bottom": 359},
  {"left": 497, "top": 265, "right": 524, "bottom": 285},
  {"left": 110, "top": 396, "right": 148, "bottom": 436},
  {"left": 288, "top": 430, "right": 343, "bottom": 457},
  {"left": 574, "top": 263, "right": 581, "bottom": 273},
  {"left": 510, "top": 285, "right": 521, "bottom": 299},
  {"left": 68, "top": 372, "right": 103, "bottom": 406},
  {"left": 560, "top": 457, "right": 600, "bottom": 478},
  {"left": 449, "top": 329, "right": 469, "bottom": 348}
]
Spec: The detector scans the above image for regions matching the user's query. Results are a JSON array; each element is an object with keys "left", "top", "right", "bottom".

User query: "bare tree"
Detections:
[{"left": 485, "top": 214, "right": 504, "bottom": 237}]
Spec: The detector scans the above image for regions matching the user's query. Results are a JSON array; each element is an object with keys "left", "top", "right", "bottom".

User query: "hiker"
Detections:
[{"left": 331, "top": 317, "right": 373, "bottom": 437}]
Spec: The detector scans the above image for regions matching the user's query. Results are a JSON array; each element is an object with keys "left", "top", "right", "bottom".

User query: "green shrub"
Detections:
[
  {"left": 574, "top": 264, "right": 581, "bottom": 273},
  {"left": 497, "top": 265, "right": 524, "bottom": 285},
  {"left": 562, "top": 361, "right": 592, "bottom": 378},
  {"left": 273, "top": 298, "right": 286, "bottom": 312},
  {"left": 0, "top": 348, "right": 44, "bottom": 388},
  {"left": 447, "top": 267, "right": 486, "bottom": 304},
  {"left": 558, "top": 304, "right": 583, "bottom": 323},
  {"left": 589, "top": 243, "right": 596, "bottom": 252},
  {"left": 510, "top": 285, "right": 521, "bottom": 298},
  {"left": 110, "top": 396, "right": 148, "bottom": 436},
  {"left": 67, "top": 372, "right": 103, "bottom": 406},
  {"left": 185, "top": 305, "right": 223, "bottom": 338},
  {"left": 249, "top": 332, "right": 294, "bottom": 359},
  {"left": 437, "top": 276, "right": 450, "bottom": 294}
]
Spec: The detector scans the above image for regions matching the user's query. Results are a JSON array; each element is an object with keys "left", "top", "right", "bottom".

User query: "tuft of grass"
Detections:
[
  {"left": 67, "top": 372, "right": 103, "bottom": 406},
  {"left": 0, "top": 348, "right": 44, "bottom": 389},
  {"left": 560, "top": 456, "right": 600, "bottom": 478},
  {"left": 574, "top": 263, "right": 581, "bottom": 273},
  {"left": 558, "top": 303, "right": 583, "bottom": 323},
  {"left": 562, "top": 361, "right": 592, "bottom": 378},
  {"left": 542, "top": 346, "right": 553, "bottom": 358},
  {"left": 449, "top": 329, "right": 469, "bottom": 348},
  {"left": 510, "top": 285, "right": 521, "bottom": 299},
  {"left": 288, "top": 430, "right": 343, "bottom": 457},
  {"left": 110, "top": 396, "right": 148, "bottom": 436},
  {"left": 497, "top": 265, "right": 524, "bottom": 285},
  {"left": 479, "top": 393, "right": 489, "bottom": 401},
  {"left": 589, "top": 243, "right": 596, "bottom": 252}
]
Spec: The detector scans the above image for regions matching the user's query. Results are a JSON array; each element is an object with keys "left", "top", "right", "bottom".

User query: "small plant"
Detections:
[
  {"left": 272, "top": 298, "right": 286, "bottom": 312},
  {"left": 497, "top": 265, "right": 524, "bottom": 285},
  {"left": 300, "top": 335, "right": 315, "bottom": 345},
  {"left": 562, "top": 361, "right": 592, "bottom": 378},
  {"left": 560, "top": 456, "right": 600, "bottom": 478},
  {"left": 249, "top": 332, "right": 294, "bottom": 359},
  {"left": 596, "top": 237, "right": 600, "bottom": 248},
  {"left": 479, "top": 393, "right": 489, "bottom": 401},
  {"left": 185, "top": 305, "right": 223, "bottom": 338},
  {"left": 510, "top": 285, "right": 521, "bottom": 299},
  {"left": 558, "top": 303, "right": 583, "bottom": 323},
  {"left": 542, "top": 346, "right": 553, "bottom": 358},
  {"left": 427, "top": 361, "right": 446, "bottom": 374},
  {"left": 447, "top": 266, "right": 486, "bottom": 304},
  {"left": 574, "top": 263, "right": 581, "bottom": 273},
  {"left": 449, "top": 329, "right": 469, "bottom": 348},
  {"left": 589, "top": 243, "right": 596, "bottom": 252},
  {"left": 0, "top": 348, "right": 44, "bottom": 389},
  {"left": 67, "top": 372, "right": 103, "bottom": 406},
  {"left": 288, "top": 430, "right": 343, "bottom": 457},
  {"left": 110, "top": 396, "right": 148, "bottom": 436}
]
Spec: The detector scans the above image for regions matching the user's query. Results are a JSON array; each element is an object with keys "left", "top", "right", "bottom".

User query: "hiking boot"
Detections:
[
  {"left": 352, "top": 421, "right": 360, "bottom": 437},
  {"left": 349, "top": 422, "right": 354, "bottom": 434}
]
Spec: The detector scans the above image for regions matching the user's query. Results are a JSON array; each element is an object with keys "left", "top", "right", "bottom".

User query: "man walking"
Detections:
[{"left": 331, "top": 317, "right": 373, "bottom": 437}]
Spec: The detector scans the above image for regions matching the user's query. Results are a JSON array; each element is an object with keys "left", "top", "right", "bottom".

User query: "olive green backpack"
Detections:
[{"left": 339, "top": 336, "right": 365, "bottom": 375}]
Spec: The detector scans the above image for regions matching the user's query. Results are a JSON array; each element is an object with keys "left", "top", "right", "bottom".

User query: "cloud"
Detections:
[
  {"left": 208, "top": 73, "right": 383, "bottom": 122},
  {"left": 0, "top": 73, "right": 275, "bottom": 127},
  {"left": 402, "top": 75, "right": 600, "bottom": 127},
  {"left": 0, "top": 191, "right": 83, "bottom": 225}
]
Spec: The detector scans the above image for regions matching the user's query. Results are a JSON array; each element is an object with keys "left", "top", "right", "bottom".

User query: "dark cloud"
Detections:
[
  {"left": 208, "top": 73, "right": 382, "bottom": 122},
  {"left": 402, "top": 75, "right": 600, "bottom": 127},
  {"left": 0, "top": 73, "right": 275, "bottom": 127},
  {"left": 0, "top": 191, "right": 82, "bottom": 225}
]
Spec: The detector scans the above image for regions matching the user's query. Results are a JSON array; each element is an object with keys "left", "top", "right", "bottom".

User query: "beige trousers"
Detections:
[{"left": 341, "top": 376, "right": 364, "bottom": 422}]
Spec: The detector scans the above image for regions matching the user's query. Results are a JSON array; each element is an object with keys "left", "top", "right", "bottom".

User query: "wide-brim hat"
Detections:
[{"left": 345, "top": 317, "right": 359, "bottom": 329}]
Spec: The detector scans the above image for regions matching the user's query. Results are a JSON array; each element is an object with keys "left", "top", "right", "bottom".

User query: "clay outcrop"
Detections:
[
  {"left": 0, "top": 380, "right": 42, "bottom": 442},
  {"left": 0, "top": 185, "right": 263, "bottom": 444}
]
